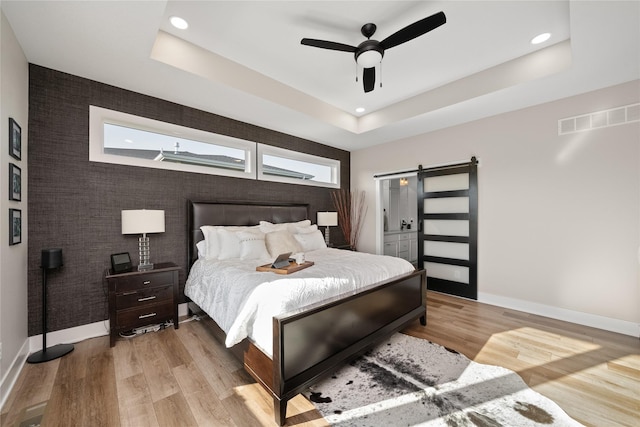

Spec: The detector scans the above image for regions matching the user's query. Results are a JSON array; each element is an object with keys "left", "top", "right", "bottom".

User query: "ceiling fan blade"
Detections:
[
  {"left": 363, "top": 67, "right": 375, "bottom": 93},
  {"left": 380, "top": 11, "right": 446, "bottom": 50},
  {"left": 301, "top": 38, "right": 357, "bottom": 53}
]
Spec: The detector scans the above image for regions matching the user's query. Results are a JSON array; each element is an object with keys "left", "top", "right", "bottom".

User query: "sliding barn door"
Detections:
[{"left": 417, "top": 158, "right": 478, "bottom": 299}]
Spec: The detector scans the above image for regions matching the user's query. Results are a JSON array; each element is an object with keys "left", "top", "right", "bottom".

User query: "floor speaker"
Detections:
[{"left": 27, "top": 249, "right": 74, "bottom": 363}]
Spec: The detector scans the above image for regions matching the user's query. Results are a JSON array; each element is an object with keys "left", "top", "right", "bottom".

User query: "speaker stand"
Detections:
[
  {"left": 26, "top": 343, "right": 74, "bottom": 363},
  {"left": 27, "top": 267, "right": 74, "bottom": 364}
]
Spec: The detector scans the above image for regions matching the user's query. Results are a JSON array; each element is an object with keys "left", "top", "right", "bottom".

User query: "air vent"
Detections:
[{"left": 558, "top": 103, "right": 640, "bottom": 135}]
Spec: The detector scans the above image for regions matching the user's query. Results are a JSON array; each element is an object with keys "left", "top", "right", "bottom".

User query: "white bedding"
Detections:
[{"left": 184, "top": 247, "right": 415, "bottom": 356}]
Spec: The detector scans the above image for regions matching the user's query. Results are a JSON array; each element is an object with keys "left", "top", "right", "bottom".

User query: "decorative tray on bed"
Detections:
[{"left": 256, "top": 261, "right": 314, "bottom": 275}]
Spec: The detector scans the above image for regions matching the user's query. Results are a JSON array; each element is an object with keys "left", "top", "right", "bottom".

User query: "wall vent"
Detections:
[{"left": 558, "top": 103, "right": 640, "bottom": 135}]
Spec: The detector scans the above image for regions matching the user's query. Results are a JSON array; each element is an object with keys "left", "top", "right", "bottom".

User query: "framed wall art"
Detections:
[
  {"left": 9, "top": 117, "right": 21, "bottom": 161},
  {"left": 9, "top": 163, "right": 21, "bottom": 201},
  {"left": 9, "top": 208, "right": 21, "bottom": 245}
]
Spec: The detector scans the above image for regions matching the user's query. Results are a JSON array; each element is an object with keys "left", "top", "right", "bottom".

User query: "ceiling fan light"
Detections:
[{"left": 357, "top": 50, "right": 382, "bottom": 68}]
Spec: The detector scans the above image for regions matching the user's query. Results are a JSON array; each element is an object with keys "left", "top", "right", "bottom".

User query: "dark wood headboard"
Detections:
[{"left": 187, "top": 200, "right": 309, "bottom": 267}]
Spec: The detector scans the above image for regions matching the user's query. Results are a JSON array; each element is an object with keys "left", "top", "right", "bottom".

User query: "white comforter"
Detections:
[{"left": 184, "top": 248, "right": 414, "bottom": 355}]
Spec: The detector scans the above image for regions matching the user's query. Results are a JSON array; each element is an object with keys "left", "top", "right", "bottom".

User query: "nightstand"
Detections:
[
  {"left": 106, "top": 262, "right": 180, "bottom": 347},
  {"left": 330, "top": 244, "right": 355, "bottom": 250}
]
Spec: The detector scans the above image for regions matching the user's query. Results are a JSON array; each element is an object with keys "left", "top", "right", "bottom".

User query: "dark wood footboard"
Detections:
[{"left": 246, "top": 268, "right": 426, "bottom": 425}]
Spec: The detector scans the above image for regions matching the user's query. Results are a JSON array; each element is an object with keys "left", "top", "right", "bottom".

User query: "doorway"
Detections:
[{"left": 375, "top": 173, "right": 418, "bottom": 265}]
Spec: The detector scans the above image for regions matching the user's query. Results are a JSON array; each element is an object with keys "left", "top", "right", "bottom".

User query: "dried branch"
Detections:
[
  {"left": 331, "top": 189, "right": 367, "bottom": 251},
  {"left": 350, "top": 190, "right": 367, "bottom": 251},
  {"left": 331, "top": 189, "right": 351, "bottom": 247}
]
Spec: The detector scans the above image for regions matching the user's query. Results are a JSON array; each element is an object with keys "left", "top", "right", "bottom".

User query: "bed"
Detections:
[{"left": 185, "top": 200, "right": 426, "bottom": 425}]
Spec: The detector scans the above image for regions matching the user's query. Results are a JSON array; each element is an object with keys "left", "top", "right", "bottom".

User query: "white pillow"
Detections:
[
  {"left": 217, "top": 229, "right": 243, "bottom": 260},
  {"left": 260, "top": 219, "right": 311, "bottom": 233},
  {"left": 265, "top": 230, "right": 302, "bottom": 258},
  {"left": 200, "top": 226, "right": 221, "bottom": 259},
  {"left": 200, "top": 225, "right": 260, "bottom": 260},
  {"left": 196, "top": 240, "right": 207, "bottom": 259},
  {"left": 294, "top": 230, "right": 327, "bottom": 251},
  {"left": 292, "top": 224, "right": 318, "bottom": 234},
  {"left": 237, "top": 230, "right": 270, "bottom": 260},
  {"left": 259, "top": 221, "right": 288, "bottom": 233}
]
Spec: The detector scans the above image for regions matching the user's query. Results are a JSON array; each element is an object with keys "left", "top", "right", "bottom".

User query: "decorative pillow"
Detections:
[
  {"left": 265, "top": 230, "right": 302, "bottom": 258},
  {"left": 237, "top": 230, "right": 270, "bottom": 260},
  {"left": 196, "top": 240, "right": 207, "bottom": 259},
  {"left": 294, "top": 230, "right": 327, "bottom": 251},
  {"left": 217, "top": 229, "right": 243, "bottom": 260}
]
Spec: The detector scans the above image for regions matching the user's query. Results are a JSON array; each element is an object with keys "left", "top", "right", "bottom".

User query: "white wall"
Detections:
[
  {"left": 352, "top": 80, "right": 640, "bottom": 335},
  {"left": 0, "top": 10, "right": 29, "bottom": 408}
]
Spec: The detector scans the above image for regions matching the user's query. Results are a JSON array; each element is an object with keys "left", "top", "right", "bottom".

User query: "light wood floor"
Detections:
[{"left": 2, "top": 291, "right": 639, "bottom": 426}]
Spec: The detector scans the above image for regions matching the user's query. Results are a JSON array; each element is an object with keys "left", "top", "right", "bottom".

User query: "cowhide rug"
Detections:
[{"left": 304, "top": 333, "right": 583, "bottom": 426}]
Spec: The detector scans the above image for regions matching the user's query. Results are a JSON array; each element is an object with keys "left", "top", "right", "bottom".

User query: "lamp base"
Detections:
[
  {"left": 27, "top": 343, "right": 74, "bottom": 364},
  {"left": 138, "top": 263, "right": 154, "bottom": 271}
]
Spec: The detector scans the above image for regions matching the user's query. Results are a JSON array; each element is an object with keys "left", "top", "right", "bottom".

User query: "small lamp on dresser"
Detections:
[
  {"left": 122, "top": 209, "right": 165, "bottom": 271},
  {"left": 317, "top": 211, "right": 338, "bottom": 245}
]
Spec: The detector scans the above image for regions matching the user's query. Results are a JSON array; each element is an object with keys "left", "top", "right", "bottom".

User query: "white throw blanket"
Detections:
[{"left": 184, "top": 248, "right": 415, "bottom": 355}]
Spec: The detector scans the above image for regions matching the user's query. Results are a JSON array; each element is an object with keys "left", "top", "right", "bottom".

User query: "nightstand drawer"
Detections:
[
  {"left": 116, "top": 285, "right": 173, "bottom": 310},
  {"left": 114, "top": 271, "right": 174, "bottom": 292},
  {"left": 116, "top": 302, "right": 174, "bottom": 329}
]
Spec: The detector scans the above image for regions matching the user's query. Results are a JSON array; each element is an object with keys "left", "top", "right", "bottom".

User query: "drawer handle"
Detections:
[
  {"left": 137, "top": 296, "right": 157, "bottom": 302},
  {"left": 143, "top": 280, "right": 151, "bottom": 285},
  {"left": 138, "top": 312, "right": 157, "bottom": 319}
]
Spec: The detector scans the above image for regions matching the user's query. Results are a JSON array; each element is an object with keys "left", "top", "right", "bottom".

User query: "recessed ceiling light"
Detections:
[
  {"left": 355, "top": 107, "right": 366, "bottom": 113},
  {"left": 170, "top": 16, "right": 189, "bottom": 30},
  {"left": 531, "top": 32, "right": 551, "bottom": 45}
]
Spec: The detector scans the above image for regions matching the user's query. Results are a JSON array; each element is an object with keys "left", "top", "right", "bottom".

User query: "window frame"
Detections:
[
  {"left": 257, "top": 144, "right": 340, "bottom": 189},
  {"left": 89, "top": 106, "right": 255, "bottom": 180}
]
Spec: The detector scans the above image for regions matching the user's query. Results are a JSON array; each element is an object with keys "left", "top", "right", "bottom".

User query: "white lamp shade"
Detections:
[
  {"left": 317, "top": 211, "right": 338, "bottom": 227},
  {"left": 122, "top": 210, "right": 165, "bottom": 234}
]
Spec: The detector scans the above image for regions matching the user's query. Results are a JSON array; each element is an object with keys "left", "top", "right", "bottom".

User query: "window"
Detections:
[
  {"left": 258, "top": 144, "right": 340, "bottom": 188},
  {"left": 90, "top": 106, "right": 254, "bottom": 179},
  {"left": 90, "top": 106, "right": 340, "bottom": 188}
]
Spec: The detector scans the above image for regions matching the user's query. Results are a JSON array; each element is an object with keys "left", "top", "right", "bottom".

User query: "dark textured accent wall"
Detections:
[{"left": 27, "top": 64, "right": 350, "bottom": 336}]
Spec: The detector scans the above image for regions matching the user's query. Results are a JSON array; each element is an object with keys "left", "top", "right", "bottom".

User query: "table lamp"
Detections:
[
  {"left": 122, "top": 209, "right": 165, "bottom": 271},
  {"left": 317, "top": 211, "right": 338, "bottom": 245}
]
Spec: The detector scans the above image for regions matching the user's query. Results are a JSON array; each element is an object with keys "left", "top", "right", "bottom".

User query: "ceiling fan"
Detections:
[{"left": 301, "top": 11, "right": 446, "bottom": 93}]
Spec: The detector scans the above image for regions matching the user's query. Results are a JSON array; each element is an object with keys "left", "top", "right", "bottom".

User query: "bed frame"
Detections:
[{"left": 187, "top": 200, "right": 427, "bottom": 425}]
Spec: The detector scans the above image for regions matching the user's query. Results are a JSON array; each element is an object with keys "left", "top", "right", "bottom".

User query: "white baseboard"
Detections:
[
  {"left": 179, "top": 302, "right": 188, "bottom": 317},
  {"left": 28, "top": 320, "right": 110, "bottom": 352},
  {"left": 478, "top": 292, "right": 640, "bottom": 338},
  {"left": 28, "top": 303, "right": 189, "bottom": 351},
  {"left": 0, "top": 339, "right": 29, "bottom": 411}
]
